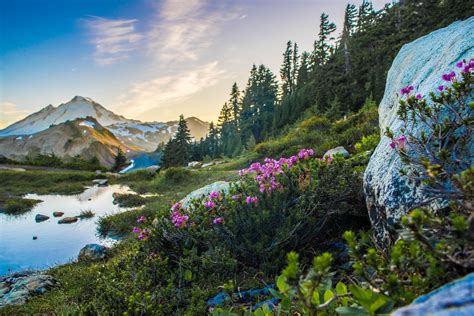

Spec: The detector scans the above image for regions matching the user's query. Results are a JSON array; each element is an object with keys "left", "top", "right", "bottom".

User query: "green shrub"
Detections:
[
  {"left": 113, "top": 193, "right": 147, "bottom": 208},
  {"left": 164, "top": 167, "right": 191, "bottom": 184},
  {"left": 3, "top": 198, "right": 40, "bottom": 215}
]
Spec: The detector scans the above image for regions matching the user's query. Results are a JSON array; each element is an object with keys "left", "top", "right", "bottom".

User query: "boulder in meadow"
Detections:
[{"left": 364, "top": 17, "right": 474, "bottom": 245}]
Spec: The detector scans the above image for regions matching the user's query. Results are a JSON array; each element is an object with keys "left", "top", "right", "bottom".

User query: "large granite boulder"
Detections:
[
  {"left": 180, "top": 181, "right": 231, "bottom": 209},
  {"left": 393, "top": 273, "right": 474, "bottom": 315},
  {"left": 364, "top": 17, "right": 474, "bottom": 245},
  {"left": 0, "top": 272, "right": 55, "bottom": 307}
]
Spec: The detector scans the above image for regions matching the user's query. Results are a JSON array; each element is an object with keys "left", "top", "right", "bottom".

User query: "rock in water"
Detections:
[
  {"left": 34, "top": 214, "right": 49, "bottom": 222},
  {"left": 52, "top": 211, "right": 64, "bottom": 217},
  {"left": 364, "top": 17, "right": 474, "bottom": 246},
  {"left": 393, "top": 273, "right": 474, "bottom": 315},
  {"left": 78, "top": 244, "right": 108, "bottom": 261},
  {"left": 58, "top": 216, "right": 78, "bottom": 224},
  {"left": 323, "top": 146, "right": 349, "bottom": 159}
]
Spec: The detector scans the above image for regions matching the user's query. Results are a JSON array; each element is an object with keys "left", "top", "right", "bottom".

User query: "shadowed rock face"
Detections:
[{"left": 364, "top": 17, "right": 474, "bottom": 246}]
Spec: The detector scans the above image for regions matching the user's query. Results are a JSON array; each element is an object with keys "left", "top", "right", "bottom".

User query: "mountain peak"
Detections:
[{"left": 70, "top": 96, "right": 94, "bottom": 103}]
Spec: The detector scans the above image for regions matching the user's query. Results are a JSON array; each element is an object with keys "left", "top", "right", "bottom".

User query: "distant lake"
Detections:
[
  {"left": 122, "top": 152, "right": 161, "bottom": 173},
  {"left": 0, "top": 184, "right": 134, "bottom": 276}
]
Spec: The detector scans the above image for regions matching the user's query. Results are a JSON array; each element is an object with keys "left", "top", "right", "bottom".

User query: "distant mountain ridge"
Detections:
[
  {"left": 0, "top": 96, "right": 210, "bottom": 152},
  {"left": 0, "top": 117, "right": 136, "bottom": 167}
]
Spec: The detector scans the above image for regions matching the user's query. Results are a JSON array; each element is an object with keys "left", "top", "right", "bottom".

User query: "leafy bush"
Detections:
[{"left": 164, "top": 167, "right": 191, "bottom": 184}]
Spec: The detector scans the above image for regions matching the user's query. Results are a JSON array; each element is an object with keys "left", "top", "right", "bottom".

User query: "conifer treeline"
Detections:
[{"left": 161, "top": 0, "right": 473, "bottom": 166}]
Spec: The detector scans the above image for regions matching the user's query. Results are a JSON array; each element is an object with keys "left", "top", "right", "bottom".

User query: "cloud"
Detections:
[
  {"left": 116, "top": 61, "right": 225, "bottom": 117},
  {"left": 0, "top": 102, "right": 30, "bottom": 128},
  {"left": 85, "top": 17, "right": 143, "bottom": 65},
  {"left": 148, "top": 0, "right": 240, "bottom": 63}
]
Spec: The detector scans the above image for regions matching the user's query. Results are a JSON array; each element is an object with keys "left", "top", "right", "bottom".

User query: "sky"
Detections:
[{"left": 0, "top": 0, "right": 389, "bottom": 128}]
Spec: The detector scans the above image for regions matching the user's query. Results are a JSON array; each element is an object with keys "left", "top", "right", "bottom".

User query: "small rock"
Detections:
[
  {"left": 34, "top": 214, "right": 49, "bottom": 222},
  {"left": 323, "top": 146, "right": 349, "bottom": 159},
  {"left": 92, "top": 179, "right": 108, "bottom": 187},
  {"left": 187, "top": 161, "right": 200, "bottom": 168},
  {"left": 52, "top": 211, "right": 64, "bottom": 217},
  {"left": 145, "top": 165, "right": 160, "bottom": 172},
  {"left": 78, "top": 244, "right": 109, "bottom": 261},
  {"left": 58, "top": 217, "right": 78, "bottom": 224}
]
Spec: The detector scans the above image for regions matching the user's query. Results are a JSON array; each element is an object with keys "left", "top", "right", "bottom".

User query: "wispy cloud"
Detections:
[
  {"left": 85, "top": 17, "right": 143, "bottom": 65},
  {"left": 148, "top": 0, "right": 240, "bottom": 63},
  {"left": 0, "top": 102, "right": 30, "bottom": 128},
  {"left": 116, "top": 61, "right": 225, "bottom": 117}
]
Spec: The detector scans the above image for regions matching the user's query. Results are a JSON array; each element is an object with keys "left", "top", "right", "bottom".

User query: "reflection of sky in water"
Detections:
[{"left": 0, "top": 185, "right": 134, "bottom": 276}]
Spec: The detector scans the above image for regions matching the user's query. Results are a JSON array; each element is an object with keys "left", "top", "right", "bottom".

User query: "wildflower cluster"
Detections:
[
  {"left": 132, "top": 215, "right": 151, "bottom": 240},
  {"left": 204, "top": 191, "right": 221, "bottom": 209},
  {"left": 245, "top": 196, "right": 258, "bottom": 205},
  {"left": 170, "top": 203, "right": 189, "bottom": 228},
  {"left": 239, "top": 148, "right": 315, "bottom": 194}
]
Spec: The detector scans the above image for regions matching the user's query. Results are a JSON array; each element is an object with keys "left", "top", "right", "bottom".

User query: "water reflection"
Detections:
[{"left": 0, "top": 184, "right": 134, "bottom": 276}]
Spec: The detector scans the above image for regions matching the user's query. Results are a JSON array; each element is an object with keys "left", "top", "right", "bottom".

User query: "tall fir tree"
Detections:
[
  {"left": 161, "top": 115, "right": 191, "bottom": 168},
  {"left": 280, "top": 41, "right": 293, "bottom": 97},
  {"left": 312, "top": 13, "right": 337, "bottom": 67},
  {"left": 341, "top": 3, "right": 357, "bottom": 74}
]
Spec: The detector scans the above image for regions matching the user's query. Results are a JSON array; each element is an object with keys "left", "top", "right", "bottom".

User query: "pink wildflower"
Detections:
[
  {"left": 400, "top": 85, "right": 414, "bottom": 95},
  {"left": 212, "top": 217, "right": 224, "bottom": 225},
  {"left": 171, "top": 210, "right": 189, "bottom": 228},
  {"left": 137, "top": 215, "right": 146, "bottom": 224},
  {"left": 204, "top": 200, "right": 216, "bottom": 209},
  {"left": 246, "top": 196, "right": 258, "bottom": 205},
  {"left": 209, "top": 191, "right": 220, "bottom": 199},
  {"left": 171, "top": 202, "right": 181, "bottom": 212}
]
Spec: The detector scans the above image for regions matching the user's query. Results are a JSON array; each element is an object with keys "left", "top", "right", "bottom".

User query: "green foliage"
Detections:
[
  {"left": 354, "top": 133, "right": 380, "bottom": 153},
  {"left": 113, "top": 193, "right": 147, "bottom": 208},
  {"left": 3, "top": 198, "right": 40, "bottom": 215},
  {"left": 164, "top": 167, "right": 191, "bottom": 184},
  {"left": 162, "top": 115, "right": 192, "bottom": 168},
  {"left": 250, "top": 252, "right": 393, "bottom": 316},
  {"left": 256, "top": 100, "right": 378, "bottom": 158},
  {"left": 113, "top": 148, "right": 128, "bottom": 172}
]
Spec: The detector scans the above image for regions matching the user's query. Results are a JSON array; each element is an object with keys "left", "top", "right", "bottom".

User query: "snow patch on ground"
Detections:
[
  {"left": 120, "top": 159, "right": 135, "bottom": 173},
  {"left": 79, "top": 121, "right": 96, "bottom": 128}
]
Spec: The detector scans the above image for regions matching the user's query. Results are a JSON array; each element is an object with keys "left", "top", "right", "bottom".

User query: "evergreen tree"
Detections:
[
  {"left": 112, "top": 148, "right": 127, "bottom": 172},
  {"left": 229, "top": 82, "right": 241, "bottom": 125},
  {"left": 280, "top": 41, "right": 293, "bottom": 97},
  {"left": 291, "top": 42, "right": 299, "bottom": 90},
  {"left": 357, "top": 0, "right": 374, "bottom": 32},
  {"left": 312, "top": 13, "right": 337, "bottom": 67},
  {"left": 161, "top": 115, "right": 191, "bottom": 168},
  {"left": 240, "top": 64, "right": 278, "bottom": 144},
  {"left": 297, "top": 52, "right": 310, "bottom": 88},
  {"left": 341, "top": 3, "right": 357, "bottom": 74}
]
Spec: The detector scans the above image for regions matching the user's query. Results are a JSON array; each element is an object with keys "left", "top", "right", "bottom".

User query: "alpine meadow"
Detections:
[{"left": 0, "top": 0, "right": 473, "bottom": 315}]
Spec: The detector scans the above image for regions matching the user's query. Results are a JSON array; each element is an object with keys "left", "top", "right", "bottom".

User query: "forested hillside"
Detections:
[{"left": 162, "top": 0, "right": 473, "bottom": 166}]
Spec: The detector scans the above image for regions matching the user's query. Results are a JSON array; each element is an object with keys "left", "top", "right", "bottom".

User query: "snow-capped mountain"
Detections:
[
  {"left": 0, "top": 117, "right": 137, "bottom": 167},
  {"left": 0, "top": 96, "right": 131, "bottom": 136},
  {"left": 0, "top": 96, "right": 210, "bottom": 152}
]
